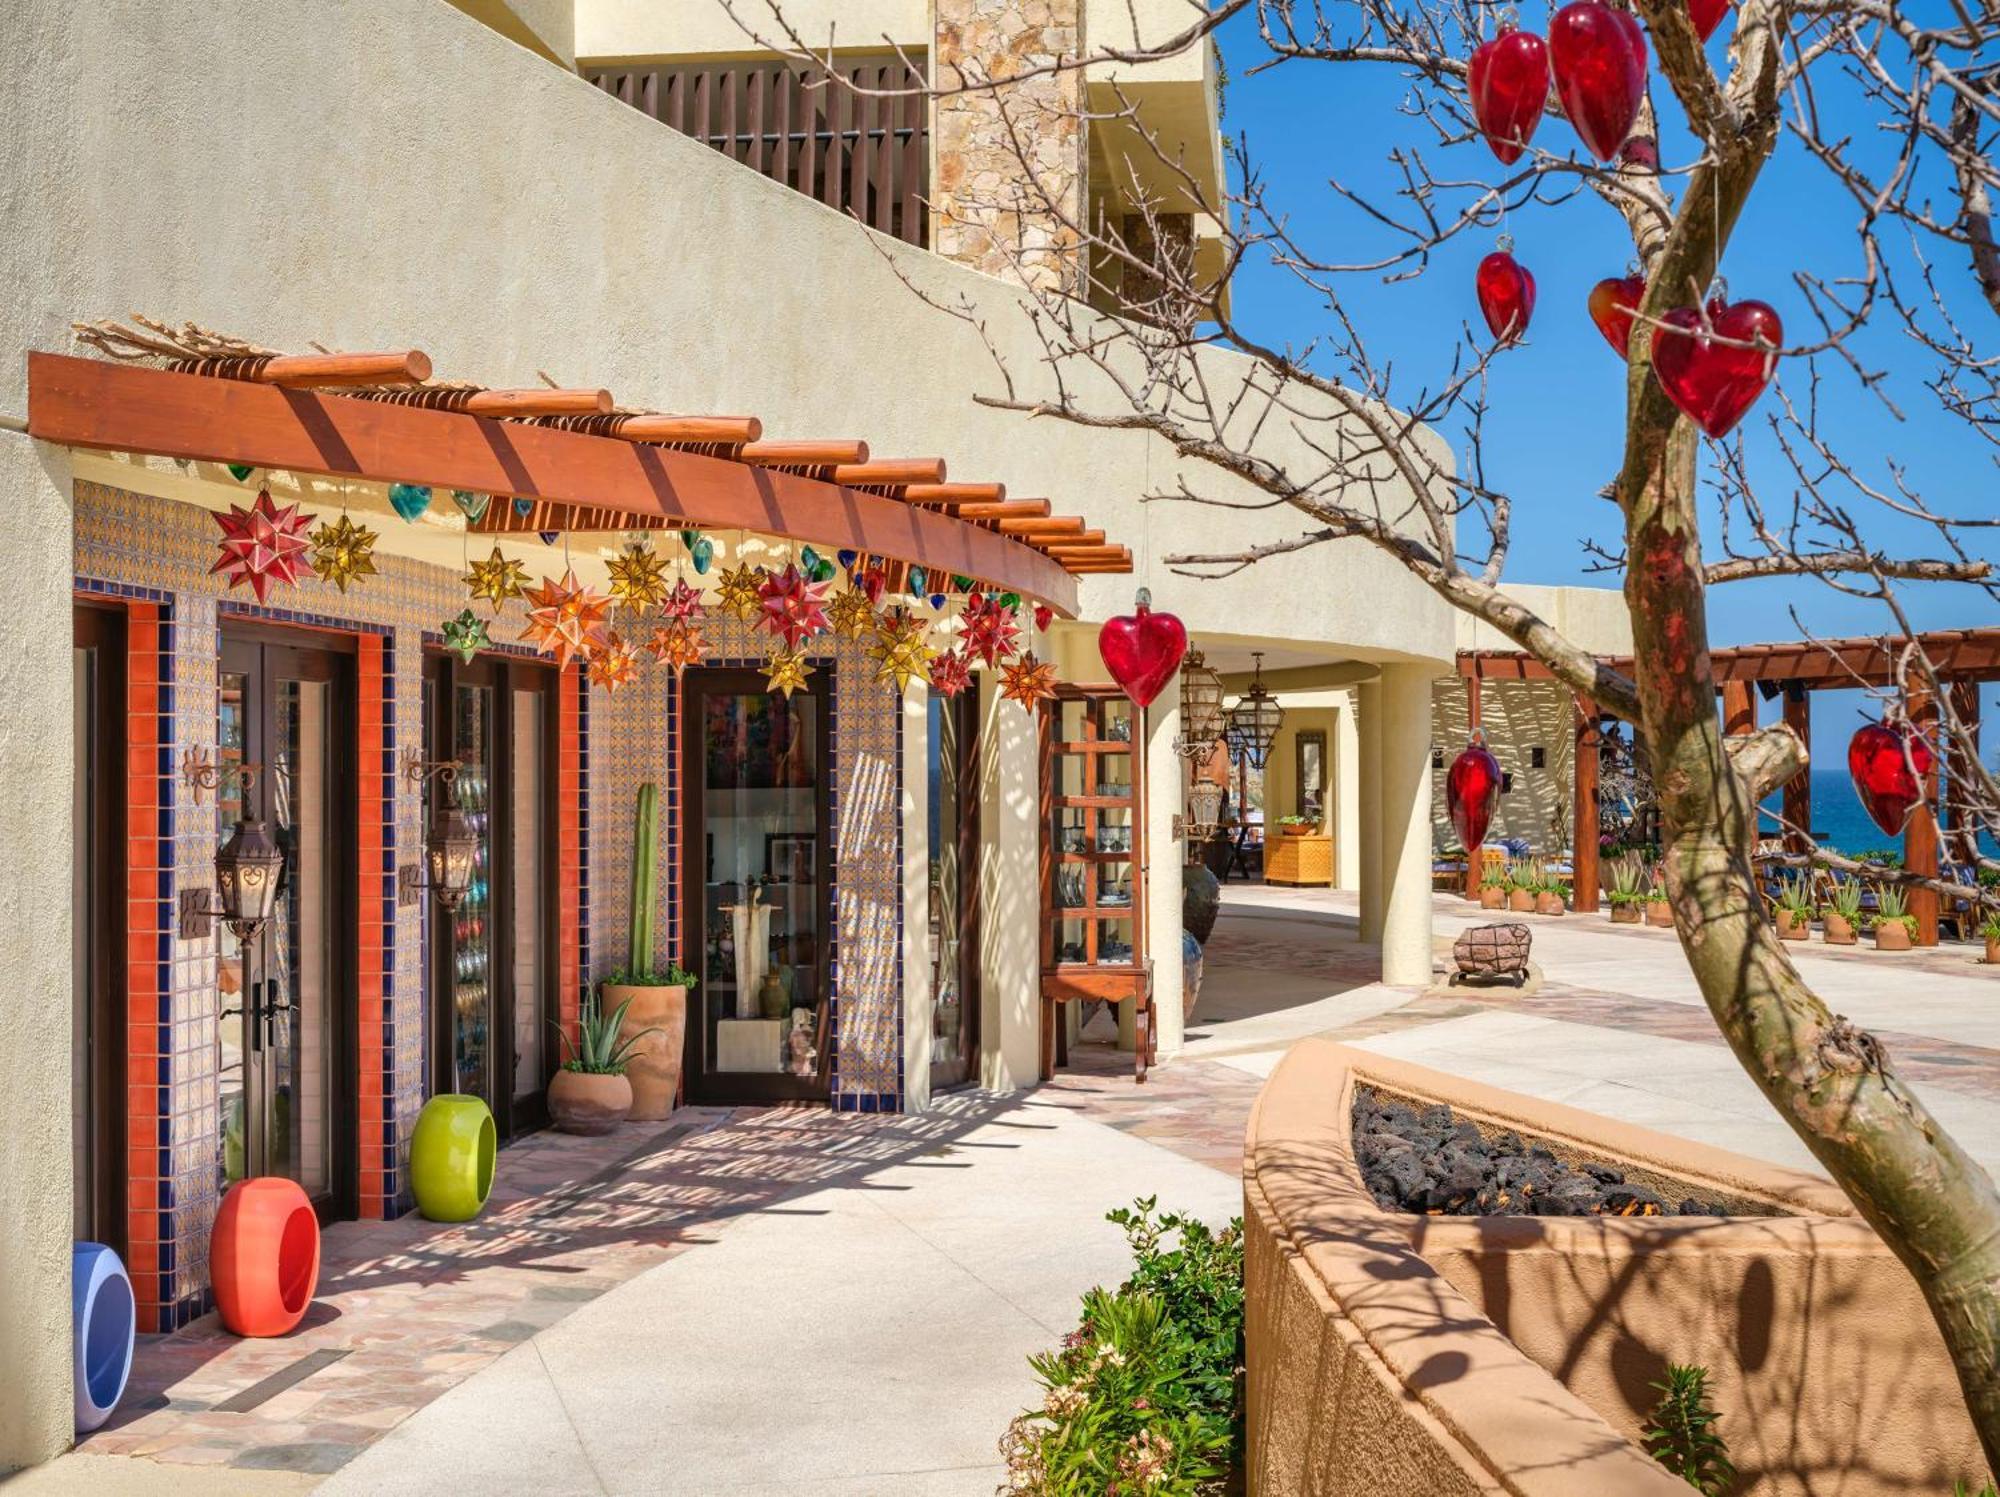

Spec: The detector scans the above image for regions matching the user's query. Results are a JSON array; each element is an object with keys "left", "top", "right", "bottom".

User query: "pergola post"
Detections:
[
  {"left": 1907, "top": 689, "right": 1942, "bottom": 946},
  {"left": 1722, "top": 679, "right": 1756, "bottom": 736},
  {"left": 1573, "top": 700, "right": 1600, "bottom": 913},
  {"left": 1946, "top": 679, "right": 1982, "bottom": 863},
  {"left": 1463, "top": 675, "right": 1484, "bottom": 898},
  {"left": 1781, "top": 682, "right": 1812, "bottom": 852}
]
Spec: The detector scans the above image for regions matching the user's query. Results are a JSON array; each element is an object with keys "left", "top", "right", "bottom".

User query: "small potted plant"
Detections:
[
  {"left": 1980, "top": 914, "right": 2000, "bottom": 966},
  {"left": 1277, "top": 814, "right": 1314, "bottom": 837},
  {"left": 1607, "top": 860, "right": 1644, "bottom": 924},
  {"left": 548, "top": 992, "right": 658, "bottom": 1135},
  {"left": 1506, "top": 860, "right": 1538, "bottom": 914},
  {"left": 1644, "top": 878, "right": 1675, "bottom": 927},
  {"left": 1823, "top": 882, "right": 1863, "bottom": 946},
  {"left": 1773, "top": 875, "right": 1813, "bottom": 942},
  {"left": 1478, "top": 870, "right": 1508, "bottom": 910},
  {"left": 1536, "top": 881, "right": 1569, "bottom": 917},
  {"left": 1871, "top": 885, "right": 1917, "bottom": 952}
]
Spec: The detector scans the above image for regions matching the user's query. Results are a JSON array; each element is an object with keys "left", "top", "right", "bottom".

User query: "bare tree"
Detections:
[{"left": 724, "top": 0, "right": 2000, "bottom": 1465}]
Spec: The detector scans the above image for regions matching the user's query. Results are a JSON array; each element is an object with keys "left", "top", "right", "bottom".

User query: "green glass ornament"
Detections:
[
  {"left": 690, "top": 536, "right": 714, "bottom": 574},
  {"left": 226, "top": 463, "right": 256, "bottom": 483}
]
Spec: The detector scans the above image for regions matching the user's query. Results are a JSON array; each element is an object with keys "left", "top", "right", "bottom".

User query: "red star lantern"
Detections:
[
  {"left": 519, "top": 569, "right": 612, "bottom": 669},
  {"left": 959, "top": 592, "right": 1021, "bottom": 667},
  {"left": 929, "top": 650, "right": 974, "bottom": 699},
  {"left": 660, "top": 578, "right": 707, "bottom": 621},
  {"left": 1000, "top": 651, "right": 1061, "bottom": 714},
  {"left": 211, "top": 489, "right": 316, "bottom": 602},
  {"left": 757, "top": 563, "right": 832, "bottom": 648}
]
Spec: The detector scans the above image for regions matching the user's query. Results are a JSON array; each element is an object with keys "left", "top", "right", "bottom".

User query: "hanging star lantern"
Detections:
[
  {"left": 929, "top": 649, "right": 974, "bottom": 699},
  {"left": 763, "top": 645, "right": 816, "bottom": 700},
  {"left": 757, "top": 563, "right": 832, "bottom": 648},
  {"left": 465, "top": 544, "right": 530, "bottom": 613},
  {"left": 210, "top": 489, "right": 315, "bottom": 603},
  {"left": 588, "top": 631, "right": 641, "bottom": 694},
  {"left": 827, "top": 585, "right": 879, "bottom": 640},
  {"left": 660, "top": 578, "right": 707, "bottom": 622},
  {"left": 307, "top": 511, "right": 380, "bottom": 593},
  {"left": 959, "top": 591, "right": 1022, "bottom": 667},
  {"left": 441, "top": 608, "right": 491, "bottom": 665},
  {"left": 867, "top": 607, "right": 935, "bottom": 692},
  {"left": 1000, "top": 651, "right": 1061, "bottom": 714},
  {"left": 605, "top": 542, "right": 671, "bottom": 615},
  {"left": 644, "top": 617, "right": 708, "bottom": 675},
  {"left": 714, "top": 562, "right": 765, "bottom": 623},
  {"left": 519, "top": 569, "right": 612, "bottom": 668}
]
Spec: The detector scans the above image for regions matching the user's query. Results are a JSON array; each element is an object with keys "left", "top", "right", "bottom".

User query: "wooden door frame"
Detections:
[
  {"left": 680, "top": 666, "right": 834, "bottom": 1105},
  {"left": 931, "top": 689, "right": 982, "bottom": 1093},
  {"left": 73, "top": 602, "right": 127, "bottom": 1254}
]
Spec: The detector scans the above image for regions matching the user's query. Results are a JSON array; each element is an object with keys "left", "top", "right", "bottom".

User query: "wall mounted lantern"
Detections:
[
  {"left": 398, "top": 751, "right": 477, "bottom": 911},
  {"left": 1225, "top": 652, "right": 1285, "bottom": 769},
  {"left": 1175, "top": 649, "right": 1227, "bottom": 761},
  {"left": 179, "top": 765, "right": 284, "bottom": 940},
  {"left": 1184, "top": 777, "right": 1225, "bottom": 846}
]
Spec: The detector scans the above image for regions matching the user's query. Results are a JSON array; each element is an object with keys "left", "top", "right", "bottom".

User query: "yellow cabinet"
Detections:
[{"left": 1265, "top": 831, "right": 1332, "bottom": 887}]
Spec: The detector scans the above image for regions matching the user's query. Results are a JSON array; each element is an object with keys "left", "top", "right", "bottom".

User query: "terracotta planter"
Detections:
[
  {"left": 1874, "top": 921, "right": 1914, "bottom": 952},
  {"left": 1644, "top": 899, "right": 1674, "bottom": 927},
  {"left": 1507, "top": 889, "right": 1536, "bottom": 913},
  {"left": 1824, "top": 915, "right": 1857, "bottom": 946},
  {"left": 1534, "top": 892, "right": 1565, "bottom": 917},
  {"left": 1776, "top": 908, "right": 1811, "bottom": 942},
  {"left": 604, "top": 983, "right": 686, "bottom": 1123},
  {"left": 548, "top": 1069, "right": 633, "bottom": 1135},
  {"left": 1610, "top": 903, "right": 1640, "bottom": 925},
  {"left": 1479, "top": 886, "right": 1506, "bottom": 910},
  {"left": 1985, "top": 936, "right": 2000, "bottom": 966}
]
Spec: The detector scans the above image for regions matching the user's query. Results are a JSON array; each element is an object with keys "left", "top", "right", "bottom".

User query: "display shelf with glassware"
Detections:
[{"left": 449, "top": 763, "right": 491, "bottom": 1098}]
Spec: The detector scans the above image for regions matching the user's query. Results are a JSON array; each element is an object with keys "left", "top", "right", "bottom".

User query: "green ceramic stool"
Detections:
[{"left": 410, "top": 1094, "right": 497, "bottom": 1222}]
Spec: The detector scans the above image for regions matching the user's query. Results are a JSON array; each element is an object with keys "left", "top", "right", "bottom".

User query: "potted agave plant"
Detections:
[
  {"left": 601, "top": 784, "right": 695, "bottom": 1122},
  {"left": 1644, "top": 878, "right": 1675, "bottom": 927},
  {"left": 1773, "top": 875, "right": 1814, "bottom": 942},
  {"left": 1871, "top": 885, "right": 1918, "bottom": 952},
  {"left": 548, "top": 991, "right": 658, "bottom": 1135},
  {"left": 1823, "top": 882, "right": 1863, "bottom": 946},
  {"left": 1478, "top": 869, "right": 1508, "bottom": 909},
  {"left": 1535, "top": 881, "right": 1569, "bottom": 917},
  {"left": 1981, "top": 915, "right": 2000, "bottom": 966},
  {"left": 1506, "top": 860, "right": 1538, "bottom": 914},
  {"left": 1606, "top": 860, "right": 1644, "bottom": 924}
]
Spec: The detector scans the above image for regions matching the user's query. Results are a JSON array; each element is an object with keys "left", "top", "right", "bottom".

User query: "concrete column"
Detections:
[
  {"left": 1357, "top": 680, "right": 1384, "bottom": 942},
  {"left": 1144, "top": 672, "right": 1185, "bottom": 1059},
  {"left": 1378, "top": 662, "right": 1438, "bottom": 987},
  {"left": 978, "top": 671, "right": 1040, "bottom": 1091},
  {"left": 1334, "top": 691, "right": 1361, "bottom": 890},
  {"left": 901, "top": 686, "right": 934, "bottom": 1113},
  {"left": 0, "top": 435, "right": 75, "bottom": 1471}
]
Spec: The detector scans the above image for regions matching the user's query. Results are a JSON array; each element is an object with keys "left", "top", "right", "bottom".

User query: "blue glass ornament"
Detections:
[
  {"left": 388, "top": 483, "right": 433, "bottom": 522},
  {"left": 690, "top": 536, "right": 714, "bottom": 574}
]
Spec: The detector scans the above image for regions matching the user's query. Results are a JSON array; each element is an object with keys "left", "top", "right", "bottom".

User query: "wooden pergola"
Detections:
[
  {"left": 1457, "top": 628, "right": 2000, "bottom": 944},
  {"left": 30, "top": 337, "right": 1134, "bottom": 609}
]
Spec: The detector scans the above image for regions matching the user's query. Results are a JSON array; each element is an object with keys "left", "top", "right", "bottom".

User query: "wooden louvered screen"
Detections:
[{"left": 587, "top": 56, "right": 930, "bottom": 248}]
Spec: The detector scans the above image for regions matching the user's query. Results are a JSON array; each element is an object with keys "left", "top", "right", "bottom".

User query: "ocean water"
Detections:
[{"left": 1760, "top": 770, "right": 1996, "bottom": 862}]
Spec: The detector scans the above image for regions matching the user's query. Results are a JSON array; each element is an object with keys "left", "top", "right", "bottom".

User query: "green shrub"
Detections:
[
  {"left": 1954, "top": 1482, "right": 1998, "bottom": 1496},
  {"left": 1608, "top": 858, "right": 1646, "bottom": 904},
  {"left": 1001, "top": 1198, "right": 1245, "bottom": 1495},
  {"left": 1875, "top": 884, "right": 1919, "bottom": 935},
  {"left": 1643, "top": 1363, "right": 1735, "bottom": 1496}
]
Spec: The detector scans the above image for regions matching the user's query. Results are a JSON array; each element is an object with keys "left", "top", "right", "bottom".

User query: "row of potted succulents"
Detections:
[
  {"left": 1476, "top": 858, "right": 1574, "bottom": 916},
  {"left": 1605, "top": 859, "right": 1677, "bottom": 926}
]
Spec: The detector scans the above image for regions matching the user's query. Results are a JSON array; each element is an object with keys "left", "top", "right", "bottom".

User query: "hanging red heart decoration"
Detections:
[
  {"left": 1476, "top": 251, "right": 1537, "bottom": 344},
  {"left": 1549, "top": 2, "right": 1649, "bottom": 162},
  {"left": 1468, "top": 27, "right": 1551, "bottom": 166},
  {"left": 1688, "top": 0, "right": 1731, "bottom": 42},
  {"left": 1587, "top": 274, "right": 1647, "bottom": 356},
  {"left": 1847, "top": 720, "right": 1935, "bottom": 837},
  {"left": 1650, "top": 299, "right": 1783, "bottom": 438},
  {"left": 1446, "top": 741, "right": 1503, "bottom": 854},
  {"left": 1033, "top": 602, "right": 1054, "bottom": 633},
  {"left": 1097, "top": 596, "right": 1187, "bottom": 709}
]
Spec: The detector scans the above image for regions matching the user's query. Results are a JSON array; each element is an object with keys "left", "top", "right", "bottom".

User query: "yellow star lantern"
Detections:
[
  {"left": 1000, "top": 650, "right": 1061, "bottom": 713},
  {"left": 519, "top": 569, "right": 612, "bottom": 669},
  {"left": 827, "top": 586, "right": 879, "bottom": 640},
  {"left": 644, "top": 617, "right": 708, "bottom": 675},
  {"left": 605, "top": 542, "right": 671, "bottom": 615},
  {"left": 465, "top": 544, "right": 530, "bottom": 612},
  {"left": 867, "top": 607, "right": 934, "bottom": 693},
  {"left": 714, "top": 562, "right": 765, "bottom": 623},
  {"left": 308, "top": 512, "right": 380, "bottom": 593},
  {"left": 588, "top": 631, "right": 640, "bottom": 694},
  {"left": 762, "top": 645, "right": 815, "bottom": 700}
]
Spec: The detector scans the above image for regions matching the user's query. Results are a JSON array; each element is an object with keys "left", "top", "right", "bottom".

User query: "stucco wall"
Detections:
[
  {"left": 1433, "top": 677, "right": 1576, "bottom": 854},
  {"left": 575, "top": 0, "right": 930, "bottom": 59}
]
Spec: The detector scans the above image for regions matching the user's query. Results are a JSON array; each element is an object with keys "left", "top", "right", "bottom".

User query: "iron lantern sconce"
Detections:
[
  {"left": 1183, "top": 777, "right": 1226, "bottom": 848},
  {"left": 1175, "top": 649, "right": 1227, "bottom": 761},
  {"left": 1225, "top": 652, "right": 1285, "bottom": 769},
  {"left": 179, "top": 765, "right": 284, "bottom": 941},
  {"left": 398, "top": 752, "right": 477, "bottom": 911}
]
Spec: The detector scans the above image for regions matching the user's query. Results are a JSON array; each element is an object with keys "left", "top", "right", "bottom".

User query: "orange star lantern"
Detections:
[
  {"left": 588, "top": 631, "right": 640, "bottom": 694},
  {"left": 1000, "top": 651, "right": 1060, "bottom": 713},
  {"left": 519, "top": 569, "right": 611, "bottom": 668},
  {"left": 644, "top": 617, "right": 708, "bottom": 675},
  {"left": 211, "top": 489, "right": 315, "bottom": 603}
]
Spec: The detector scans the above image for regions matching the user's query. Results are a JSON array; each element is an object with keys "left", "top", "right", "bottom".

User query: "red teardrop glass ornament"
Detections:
[
  {"left": 1033, "top": 602, "right": 1054, "bottom": 633},
  {"left": 1587, "top": 274, "right": 1647, "bottom": 356},
  {"left": 1476, "top": 251, "right": 1537, "bottom": 344},
  {"left": 1549, "top": 2, "right": 1649, "bottom": 161},
  {"left": 1097, "top": 601, "right": 1188, "bottom": 709},
  {"left": 1468, "top": 28, "right": 1551, "bottom": 166},
  {"left": 1650, "top": 298, "right": 1783, "bottom": 438},
  {"left": 1847, "top": 721, "right": 1934, "bottom": 837},
  {"left": 1446, "top": 742, "right": 1503, "bottom": 854},
  {"left": 1688, "top": 0, "right": 1731, "bottom": 42}
]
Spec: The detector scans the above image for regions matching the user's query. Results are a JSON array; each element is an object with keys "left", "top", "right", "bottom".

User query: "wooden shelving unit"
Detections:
[{"left": 1040, "top": 684, "right": 1153, "bottom": 1081}]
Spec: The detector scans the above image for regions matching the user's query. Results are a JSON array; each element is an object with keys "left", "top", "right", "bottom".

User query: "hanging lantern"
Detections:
[
  {"left": 1445, "top": 736, "right": 1503, "bottom": 854},
  {"left": 1225, "top": 652, "right": 1284, "bottom": 769},
  {"left": 423, "top": 806, "right": 480, "bottom": 911},
  {"left": 1184, "top": 777, "right": 1225, "bottom": 845},
  {"left": 212, "top": 816, "right": 286, "bottom": 937},
  {"left": 1177, "top": 649, "right": 1227, "bottom": 761},
  {"left": 1848, "top": 719, "right": 1934, "bottom": 836}
]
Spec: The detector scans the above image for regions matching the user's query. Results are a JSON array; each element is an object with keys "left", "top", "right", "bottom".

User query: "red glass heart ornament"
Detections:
[
  {"left": 1476, "top": 251, "right": 1537, "bottom": 344},
  {"left": 1446, "top": 742, "right": 1503, "bottom": 853},
  {"left": 1097, "top": 601, "right": 1187, "bottom": 709},
  {"left": 1688, "top": 0, "right": 1731, "bottom": 41},
  {"left": 1587, "top": 274, "right": 1646, "bottom": 356},
  {"left": 1847, "top": 721, "right": 1934, "bottom": 837},
  {"left": 1033, "top": 602, "right": 1054, "bottom": 633},
  {"left": 1468, "top": 27, "right": 1550, "bottom": 166},
  {"left": 1549, "top": 2, "right": 1649, "bottom": 161},
  {"left": 1650, "top": 299, "right": 1783, "bottom": 438}
]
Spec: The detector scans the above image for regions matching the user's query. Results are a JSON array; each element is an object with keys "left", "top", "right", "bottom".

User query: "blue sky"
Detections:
[{"left": 1210, "top": 9, "right": 1996, "bottom": 762}]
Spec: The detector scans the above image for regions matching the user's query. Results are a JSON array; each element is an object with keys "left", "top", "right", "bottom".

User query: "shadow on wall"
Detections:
[{"left": 1432, "top": 679, "right": 1574, "bottom": 853}]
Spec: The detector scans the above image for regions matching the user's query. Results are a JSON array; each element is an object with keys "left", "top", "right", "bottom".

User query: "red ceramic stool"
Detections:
[{"left": 211, "top": 1177, "right": 320, "bottom": 1337}]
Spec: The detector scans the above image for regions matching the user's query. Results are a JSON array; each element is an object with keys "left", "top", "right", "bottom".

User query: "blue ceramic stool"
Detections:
[{"left": 72, "top": 1242, "right": 134, "bottom": 1433}]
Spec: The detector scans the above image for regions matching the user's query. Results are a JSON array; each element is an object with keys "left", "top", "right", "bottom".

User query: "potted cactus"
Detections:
[
  {"left": 548, "top": 992, "right": 657, "bottom": 1134},
  {"left": 1773, "top": 875, "right": 1814, "bottom": 942},
  {"left": 1478, "top": 870, "right": 1508, "bottom": 910},
  {"left": 1823, "top": 882, "right": 1863, "bottom": 946},
  {"left": 1506, "top": 859, "right": 1538, "bottom": 914},
  {"left": 600, "top": 783, "right": 694, "bottom": 1121},
  {"left": 1981, "top": 914, "right": 2000, "bottom": 966},
  {"left": 1644, "top": 877, "right": 1675, "bottom": 927},
  {"left": 1871, "top": 885, "right": 1918, "bottom": 952},
  {"left": 1535, "top": 881, "right": 1569, "bottom": 917},
  {"left": 1606, "top": 860, "right": 1644, "bottom": 924}
]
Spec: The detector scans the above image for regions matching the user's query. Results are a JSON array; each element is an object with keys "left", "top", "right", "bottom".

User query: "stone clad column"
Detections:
[
  {"left": 933, "top": 0, "right": 1087, "bottom": 292},
  {"left": 1378, "top": 662, "right": 1440, "bottom": 986}
]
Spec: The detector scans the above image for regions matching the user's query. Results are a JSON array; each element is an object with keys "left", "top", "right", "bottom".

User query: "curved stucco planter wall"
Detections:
[{"left": 1244, "top": 1041, "right": 1990, "bottom": 1497}]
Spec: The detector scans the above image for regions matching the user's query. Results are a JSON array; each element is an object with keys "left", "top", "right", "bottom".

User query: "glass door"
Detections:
[
  {"left": 217, "top": 634, "right": 353, "bottom": 1219},
  {"left": 928, "top": 691, "right": 980, "bottom": 1092},
  {"left": 683, "top": 668, "right": 830, "bottom": 1104},
  {"left": 72, "top": 604, "right": 125, "bottom": 1251}
]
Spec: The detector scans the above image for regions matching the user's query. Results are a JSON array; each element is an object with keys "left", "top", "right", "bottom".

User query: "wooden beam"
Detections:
[
  {"left": 182, "top": 350, "right": 433, "bottom": 387},
  {"left": 1044, "top": 533, "right": 1110, "bottom": 552},
  {"left": 998, "top": 516, "right": 1083, "bottom": 537},
  {"left": 1907, "top": 688, "right": 1942, "bottom": 946},
  {"left": 27, "top": 352, "right": 1078, "bottom": 616},
  {"left": 954, "top": 501, "right": 1052, "bottom": 522},
  {"left": 1573, "top": 701, "right": 1600, "bottom": 913},
  {"left": 1781, "top": 682, "right": 1812, "bottom": 853},
  {"left": 461, "top": 388, "right": 614, "bottom": 417},
  {"left": 738, "top": 439, "right": 869, "bottom": 467},
  {"left": 1721, "top": 679, "right": 1756, "bottom": 736},
  {"left": 904, "top": 482, "right": 1005, "bottom": 507},
  {"left": 1946, "top": 680, "right": 1982, "bottom": 861},
  {"left": 609, "top": 413, "right": 763, "bottom": 445},
  {"left": 832, "top": 457, "right": 947, "bottom": 487}
]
